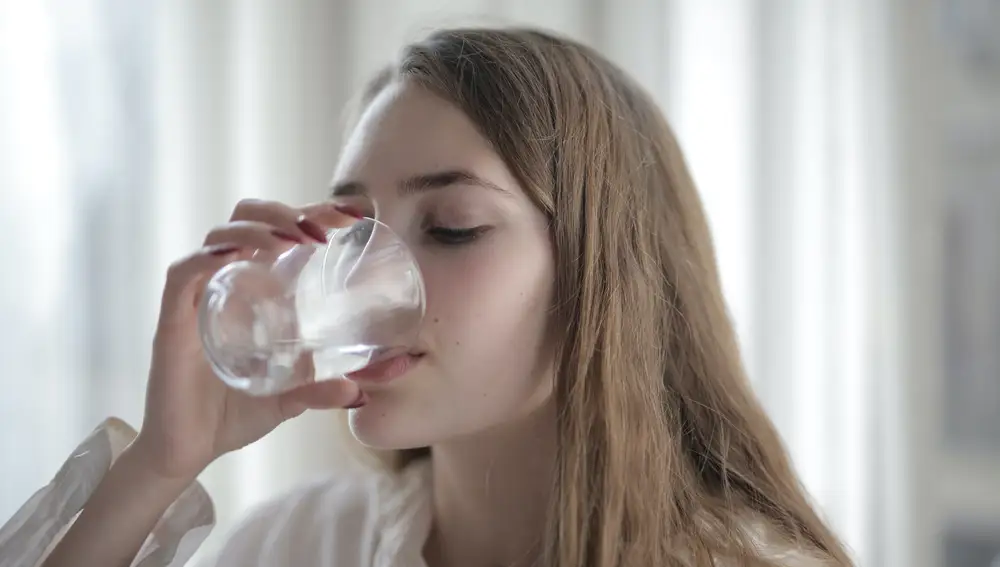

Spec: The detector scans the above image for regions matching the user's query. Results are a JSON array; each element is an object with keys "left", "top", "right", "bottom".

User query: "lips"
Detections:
[{"left": 345, "top": 352, "right": 424, "bottom": 383}]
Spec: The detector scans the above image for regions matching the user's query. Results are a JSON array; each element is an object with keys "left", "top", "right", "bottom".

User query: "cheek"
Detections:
[{"left": 419, "top": 236, "right": 553, "bottom": 389}]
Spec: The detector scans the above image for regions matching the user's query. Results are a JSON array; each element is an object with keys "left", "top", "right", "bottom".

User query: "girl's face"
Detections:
[{"left": 332, "top": 81, "right": 556, "bottom": 449}]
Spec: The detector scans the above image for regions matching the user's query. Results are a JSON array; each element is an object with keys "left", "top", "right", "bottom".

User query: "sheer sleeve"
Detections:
[{"left": 0, "top": 418, "right": 215, "bottom": 567}]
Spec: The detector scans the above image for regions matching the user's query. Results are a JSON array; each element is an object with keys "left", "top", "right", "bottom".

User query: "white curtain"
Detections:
[{"left": 0, "top": 1, "right": 902, "bottom": 565}]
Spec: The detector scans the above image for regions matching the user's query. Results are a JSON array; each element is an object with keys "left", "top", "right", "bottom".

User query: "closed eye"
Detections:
[{"left": 426, "top": 226, "right": 490, "bottom": 246}]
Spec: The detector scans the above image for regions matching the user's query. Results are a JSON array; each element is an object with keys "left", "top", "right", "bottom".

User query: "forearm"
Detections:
[{"left": 40, "top": 442, "right": 197, "bottom": 567}]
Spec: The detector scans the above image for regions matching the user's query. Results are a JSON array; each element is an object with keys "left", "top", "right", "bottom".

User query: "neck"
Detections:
[{"left": 424, "top": 400, "right": 556, "bottom": 567}]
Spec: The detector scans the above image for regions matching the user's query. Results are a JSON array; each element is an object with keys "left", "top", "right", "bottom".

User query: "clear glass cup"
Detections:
[{"left": 198, "top": 217, "right": 425, "bottom": 396}]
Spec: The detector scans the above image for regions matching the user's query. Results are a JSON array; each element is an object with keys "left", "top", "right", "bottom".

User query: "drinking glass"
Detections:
[{"left": 198, "top": 217, "right": 424, "bottom": 396}]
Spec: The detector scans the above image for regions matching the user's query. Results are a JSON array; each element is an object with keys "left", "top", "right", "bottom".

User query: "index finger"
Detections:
[{"left": 300, "top": 201, "right": 364, "bottom": 230}]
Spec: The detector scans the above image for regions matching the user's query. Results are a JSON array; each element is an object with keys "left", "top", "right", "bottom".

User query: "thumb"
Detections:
[{"left": 276, "top": 378, "right": 365, "bottom": 421}]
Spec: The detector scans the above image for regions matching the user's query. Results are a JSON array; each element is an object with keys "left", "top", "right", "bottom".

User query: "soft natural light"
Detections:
[
  {"left": 666, "top": 0, "right": 756, "bottom": 377},
  {"left": 0, "top": 0, "right": 80, "bottom": 522},
  {"left": 9, "top": 3, "right": 985, "bottom": 566}
]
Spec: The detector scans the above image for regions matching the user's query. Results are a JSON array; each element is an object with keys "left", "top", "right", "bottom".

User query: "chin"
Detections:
[{"left": 347, "top": 402, "right": 437, "bottom": 450}]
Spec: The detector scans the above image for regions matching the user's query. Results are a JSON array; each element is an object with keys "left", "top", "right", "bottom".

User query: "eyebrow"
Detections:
[{"left": 329, "top": 169, "right": 510, "bottom": 198}]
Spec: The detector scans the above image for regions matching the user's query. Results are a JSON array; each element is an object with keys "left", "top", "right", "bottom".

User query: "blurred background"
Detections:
[{"left": 0, "top": 0, "right": 998, "bottom": 565}]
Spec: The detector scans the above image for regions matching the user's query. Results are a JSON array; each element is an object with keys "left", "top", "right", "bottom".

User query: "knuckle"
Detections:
[
  {"left": 204, "top": 224, "right": 231, "bottom": 240},
  {"left": 204, "top": 220, "right": 266, "bottom": 244},
  {"left": 166, "top": 256, "right": 187, "bottom": 276},
  {"left": 164, "top": 257, "right": 190, "bottom": 284},
  {"left": 231, "top": 198, "right": 271, "bottom": 219},
  {"left": 164, "top": 249, "right": 204, "bottom": 286}
]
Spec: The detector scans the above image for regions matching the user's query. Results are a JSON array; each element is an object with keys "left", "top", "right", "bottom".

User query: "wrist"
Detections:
[
  {"left": 38, "top": 436, "right": 202, "bottom": 567},
  {"left": 115, "top": 440, "right": 203, "bottom": 495}
]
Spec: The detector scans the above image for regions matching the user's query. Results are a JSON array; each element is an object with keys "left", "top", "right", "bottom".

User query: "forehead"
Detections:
[{"left": 333, "top": 81, "right": 497, "bottom": 183}]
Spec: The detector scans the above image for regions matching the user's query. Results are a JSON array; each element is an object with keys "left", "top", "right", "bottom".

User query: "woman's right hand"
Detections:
[
  {"left": 131, "top": 199, "right": 364, "bottom": 482},
  {"left": 40, "top": 200, "right": 364, "bottom": 567}
]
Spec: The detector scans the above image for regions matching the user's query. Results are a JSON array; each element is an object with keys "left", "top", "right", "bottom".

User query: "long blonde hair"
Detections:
[{"left": 345, "top": 27, "right": 853, "bottom": 567}]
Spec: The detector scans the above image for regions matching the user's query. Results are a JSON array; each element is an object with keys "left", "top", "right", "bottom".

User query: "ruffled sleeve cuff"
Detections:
[{"left": 0, "top": 418, "right": 215, "bottom": 567}]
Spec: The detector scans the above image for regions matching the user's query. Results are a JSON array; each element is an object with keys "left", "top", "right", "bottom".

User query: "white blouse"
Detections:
[
  {"left": 0, "top": 418, "right": 433, "bottom": 567},
  {"left": 0, "top": 419, "right": 830, "bottom": 567}
]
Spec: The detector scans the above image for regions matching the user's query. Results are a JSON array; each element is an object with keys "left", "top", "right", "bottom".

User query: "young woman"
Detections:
[{"left": 17, "top": 27, "right": 852, "bottom": 567}]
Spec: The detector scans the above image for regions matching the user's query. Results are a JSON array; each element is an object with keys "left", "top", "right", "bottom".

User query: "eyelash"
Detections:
[
  {"left": 426, "top": 226, "right": 489, "bottom": 246},
  {"left": 339, "top": 218, "right": 488, "bottom": 247}
]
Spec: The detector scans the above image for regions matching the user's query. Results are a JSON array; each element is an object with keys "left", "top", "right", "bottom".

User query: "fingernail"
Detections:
[
  {"left": 271, "top": 229, "right": 304, "bottom": 244},
  {"left": 208, "top": 244, "right": 241, "bottom": 256},
  {"left": 345, "top": 390, "right": 367, "bottom": 409},
  {"left": 333, "top": 205, "right": 365, "bottom": 219},
  {"left": 296, "top": 215, "right": 328, "bottom": 243}
]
